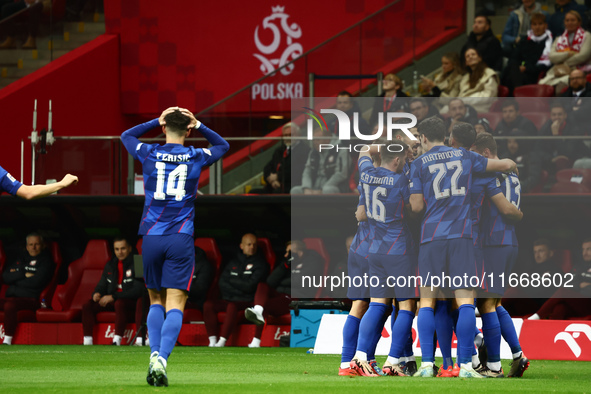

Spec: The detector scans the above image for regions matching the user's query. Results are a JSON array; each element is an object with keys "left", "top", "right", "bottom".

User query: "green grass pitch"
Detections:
[{"left": 0, "top": 346, "right": 590, "bottom": 393}]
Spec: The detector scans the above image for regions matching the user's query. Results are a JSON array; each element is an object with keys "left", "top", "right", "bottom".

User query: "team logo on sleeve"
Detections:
[
  {"left": 126, "top": 270, "right": 132, "bottom": 277},
  {"left": 203, "top": 148, "right": 212, "bottom": 156},
  {"left": 7, "top": 173, "right": 16, "bottom": 183}
]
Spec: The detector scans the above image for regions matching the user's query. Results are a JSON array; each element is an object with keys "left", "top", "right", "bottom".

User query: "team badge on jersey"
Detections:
[
  {"left": 30, "top": 260, "right": 36, "bottom": 266},
  {"left": 246, "top": 264, "right": 253, "bottom": 270},
  {"left": 126, "top": 270, "right": 132, "bottom": 277}
]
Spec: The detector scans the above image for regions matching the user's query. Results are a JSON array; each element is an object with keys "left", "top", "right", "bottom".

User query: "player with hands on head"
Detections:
[{"left": 121, "top": 106, "right": 229, "bottom": 387}]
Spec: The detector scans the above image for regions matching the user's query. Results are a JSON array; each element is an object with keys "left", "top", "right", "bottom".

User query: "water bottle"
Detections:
[{"left": 41, "top": 298, "right": 47, "bottom": 308}]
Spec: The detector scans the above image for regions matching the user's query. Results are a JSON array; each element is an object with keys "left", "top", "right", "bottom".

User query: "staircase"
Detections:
[{"left": 0, "top": 13, "right": 105, "bottom": 89}]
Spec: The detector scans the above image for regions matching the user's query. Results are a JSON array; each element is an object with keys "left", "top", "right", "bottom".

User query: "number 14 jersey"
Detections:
[{"left": 409, "top": 145, "right": 488, "bottom": 243}]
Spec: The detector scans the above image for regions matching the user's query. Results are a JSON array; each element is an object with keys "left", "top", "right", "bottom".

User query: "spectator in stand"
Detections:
[
  {"left": 561, "top": 69, "right": 591, "bottom": 124},
  {"left": 330, "top": 91, "right": 370, "bottom": 137},
  {"left": 409, "top": 98, "right": 441, "bottom": 124},
  {"left": 254, "top": 122, "right": 310, "bottom": 194},
  {"left": 494, "top": 99, "right": 538, "bottom": 137},
  {"left": 0, "top": 0, "right": 43, "bottom": 49},
  {"left": 0, "top": 233, "right": 54, "bottom": 345},
  {"left": 458, "top": 48, "right": 499, "bottom": 113},
  {"left": 369, "top": 75, "right": 408, "bottom": 128},
  {"left": 548, "top": 0, "right": 588, "bottom": 39},
  {"left": 444, "top": 98, "right": 478, "bottom": 136},
  {"left": 244, "top": 240, "right": 325, "bottom": 347},
  {"left": 185, "top": 246, "right": 215, "bottom": 311},
  {"left": 503, "top": 239, "right": 562, "bottom": 316},
  {"left": 203, "top": 233, "right": 268, "bottom": 347},
  {"left": 539, "top": 10, "right": 591, "bottom": 90},
  {"left": 475, "top": 117, "right": 493, "bottom": 135},
  {"left": 460, "top": 14, "right": 503, "bottom": 71},
  {"left": 502, "top": 1, "right": 549, "bottom": 56},
  {"left": 538, "top": 101, "right": 590, "bottom": 170},
  {"left": 290, "top": 127, "right": 351, "bottom": 194},
  {"left": 420, "top": 53, "right": 463, "bottom": 98},
  {"left": 82, "top": 237, "right": 144, "bottom": 346},
  {"left": 529, "top": 237, "right": 591, "bottom": 320},
  {"left": 503, "top": 12, "right": 553, "bottom": 93},
  {"left": 501, "top": 137, "right": 543, "bottom": 193}
]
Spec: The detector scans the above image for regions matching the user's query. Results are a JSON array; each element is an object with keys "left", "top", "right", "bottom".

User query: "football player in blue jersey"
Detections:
[
  {"left": 448, "top": 125, "right": 523, "bottom": 378},
  {"left": 121, "top": 107, "right": 229, "bottom": 387},
  {"left": 471, "top": 133, "right": 529, "bottom": 378},
  {"left": 349, "top": 143, "right": 417, "bottom": 377},
  {"left": 0, "top": 165, "right": 77, "bottom": 199},
  {"left": 408, "top": 117, "right": 517, "bottom": 378}
]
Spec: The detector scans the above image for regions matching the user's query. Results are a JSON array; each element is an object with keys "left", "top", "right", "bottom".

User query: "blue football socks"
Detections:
[
  {"left": 147, "top": 304, "right": 165, "bottom": 354},
  {"left": 435, "top": 300, "right": 453, "bottom": 369},
  {"left": 341, "top": 315, "right": 361, "bottom": 363},
  {"left": 417, "top": 307, "right": 435, "bottom": 363},
  {"left": 158, "top": 308, "right": 183, "bottom": 361}
]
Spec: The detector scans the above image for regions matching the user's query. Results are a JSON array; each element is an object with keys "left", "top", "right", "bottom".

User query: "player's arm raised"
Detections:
[
  {"left": 182, "top": 109, "right": 230, "bottom": 164},
  {"left": 489, "top": 193, "right": 523, "bottom": 222},
  {"left": 485, "top": 158, "right": 517, "bottom": 174},
  {"left": 16, "top": 174, "right": 78, "bottom": 200}
]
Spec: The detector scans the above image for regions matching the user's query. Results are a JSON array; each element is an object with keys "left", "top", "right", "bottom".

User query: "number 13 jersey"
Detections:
[{"left": 409, "top": 145, "right": 488, "bottom": 243}]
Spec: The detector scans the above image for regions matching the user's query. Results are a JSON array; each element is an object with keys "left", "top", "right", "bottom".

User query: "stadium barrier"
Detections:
[
  {"left": 0, "top": 322, "right": 290, "bottom": 347},
  {"left": 314, "top": 314, "right": 591, "bottom": 361}
]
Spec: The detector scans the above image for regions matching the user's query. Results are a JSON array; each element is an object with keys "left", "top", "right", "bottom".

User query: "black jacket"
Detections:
[
  {"left": 267, "top": 259, "right": 291, "bottom": 295},
  {"left": 188, "top": 246, "right": 215, "bottom": 308},
  {"left": 461, "top": 29, "right": 503, "bottom": 71},
  {"left": 503, "top": 148, "right": 543, "bottom": 193},
  {"left": 537, "top": 118, "right": 590, "bottom": 161},
  {"left": 218, "top": 252, "right": 269, "bottom": 302},
  {"left": 494, "top": 115, "right": 538, "bottom": 137},
  {"left": 369, "top": 90, "right": 409, "bottom": 128},
  {"left": 444, "top": 104, "right": 479, "bottom": 132},
  {"left": 561, "top": 85, "right": 591, "bottom": 126},
  {"left": 2, "top": 249, "right": 54, "bottom": 299},
  {"left": 263, "top": 141, "right": 311, "bottom": 193},
  {"left": 291, "top": 249, "right": 326, "bottom": 298},
  {"left": 94, "top": 254, "right": 143, "bottom": 300}
]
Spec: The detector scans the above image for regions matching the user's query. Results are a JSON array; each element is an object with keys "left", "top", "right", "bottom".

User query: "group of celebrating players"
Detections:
[{"left": 340, "top": 116, "right": 530, "bottom": 379}]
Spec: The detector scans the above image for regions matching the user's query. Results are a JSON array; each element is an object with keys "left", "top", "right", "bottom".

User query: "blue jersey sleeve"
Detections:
[
  {"left": 409, "top": 160, "right": 422, "bottom": 194},
  {"left": 485, "top": 176, "right": 502, "bottom": 198},
  {"left": 121, "top": 119, "right": 160, "bottom": 162},
  {"left": 196, "top": 123, "right": 230, "bottom": 166},
  {"left": 358, "top": 156, "right": 373, "bottom": 173},
  {"left": 467, "top": 150, "right": 488, "bottom": 174},
  {"left": 357, "top": 183, "right": 365, "bottom": 207},
  {"left": 400, "top": 174, "right": 411, "bottom": 204},
  {"left": 0, "top": 166, "right": 22, "bottom": 196}
]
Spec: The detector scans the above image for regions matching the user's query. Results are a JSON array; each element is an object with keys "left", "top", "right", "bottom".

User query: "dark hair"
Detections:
[
  {"left": 451, "top": 122, "right": 476, "bottom": 149},
  {"left": 550, "top": 100, "right": 567, "bottom": 111},
  {"left": 465, "top": 47, "right": 488, "bottom": 88},
  {"left": 583, "top": 237, "right": 591, "bottom": 245},
  {"left": 410, "top": 98, "right": 428, "bottom": 108},
  {"left": 501, "top": 99, "right": 519, "bottom": 112},
  {"left": 337, "top": 91, "right": 353, "bottom": 97},
  {"left": 380, "top": 143, "right": 408, "bottom": 164},
  {"left": 113, "top": 236, "right": 130, "bottom": 246},
  {"left": 417, "top": 116, "right": 446, "bottom": 143},
  {"left": 472, "top": 132, "right": 497, "bottom": 156},
  {"left": 533, "top": 238, "right": 552, "bottom": 248},
  {"left": 476, "top": 117, "right": 493, "bottom": 133},
  {"left": 530, "top": 12, "right": 547, "bottom": 24},
  {"left": 163, "top": 110, "right": 191, "bottom": 135},
  {"left": 475, "top": 13, "right": 491, "bottom": 27}
]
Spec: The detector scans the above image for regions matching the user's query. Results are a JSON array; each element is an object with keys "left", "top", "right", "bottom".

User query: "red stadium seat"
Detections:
[
  {"left": 136, "top": 238, "right": 143, "bottom": 254},
  {"left": 498, "top": 85, "right": 510, "bottom": 98},
  {"left": 489, "top": 98, "right": 505, "bottom": 112},
  {"left": 521, "top": 112, "right": 549, "bottom": 131},
  {"left": 555, "top": 250, "right": 573, "bottom": 274},
  {"left": 303, "top": 238, "right": 330, "bottom": 276},
  {"left": 257, "top": 237, "right": 276, "bottom": 270},
  {"left": 516, "top": 99, "right": 550, "bottom": 113},
  {"left": 478, "top": 112, "right": 503, "bottom": 130},
  {"left": 554, "top": 157, "right": 574, "bottom": 171},
  {"left": 514, "top": 84, "right": 554, "bottom": 98},
  {"left": 195, "top": 237, "right": 223, "bottom": 269},
  {"left": 549, "top": 182, "right": 591, "bottom": 194},
  {"left": 587, "top": 74, "right": 591, "bottom": 84},
  {"left": 37, "top": 240, "right": 111, "bottom": 322},
  {"left": 529, "top": 170, "right": 548, "bottom": 193},
  {"left": 556, "top": 169, "right": 591, "bottom": 190}
]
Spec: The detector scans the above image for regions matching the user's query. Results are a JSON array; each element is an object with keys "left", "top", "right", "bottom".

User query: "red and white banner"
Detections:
[{"left": 519, "top": 320, "right": 591, "bottom": 361}]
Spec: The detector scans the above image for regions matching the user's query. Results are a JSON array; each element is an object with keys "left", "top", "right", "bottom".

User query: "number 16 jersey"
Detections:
[{"left": 409, "top": 145, "right": 488, "bottom": 243}]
